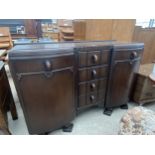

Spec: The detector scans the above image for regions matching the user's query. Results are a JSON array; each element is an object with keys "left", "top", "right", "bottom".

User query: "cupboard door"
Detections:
[
  {"left": 17, "top": 68, "right": 75, "bottom": 134},
  {"left": 106, "top": 58, "right": 140, "bottom": 108}
]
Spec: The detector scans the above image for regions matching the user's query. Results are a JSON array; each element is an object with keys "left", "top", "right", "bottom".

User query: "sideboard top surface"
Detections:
[{"left": 9, "top": 40, "right": 144, "bottom": 59}]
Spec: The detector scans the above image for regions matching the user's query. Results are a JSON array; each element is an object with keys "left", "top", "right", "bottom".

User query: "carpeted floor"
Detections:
[{"left": 5, "top": 65, "right": 155, "bottom": 135}]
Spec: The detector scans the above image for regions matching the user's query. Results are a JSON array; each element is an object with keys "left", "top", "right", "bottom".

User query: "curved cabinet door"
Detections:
[
  {"left": 106, "top": 58, "right": 140, "bottom": 108},
  {"left": 16, "top": 68, "right": 75, "bottom": 134}
]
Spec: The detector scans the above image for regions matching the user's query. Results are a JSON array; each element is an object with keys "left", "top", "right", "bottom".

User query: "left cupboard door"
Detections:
[{"left": 11, "top": 62, "right": 75, "bottom": 134}]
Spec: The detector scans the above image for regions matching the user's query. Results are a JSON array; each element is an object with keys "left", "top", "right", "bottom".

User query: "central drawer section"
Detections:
[{"left": 76, "top": 46, "right": 111, "bottom": 111}]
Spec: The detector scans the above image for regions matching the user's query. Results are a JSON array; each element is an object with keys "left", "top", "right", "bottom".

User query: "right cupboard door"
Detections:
[{"left": 105, "top": 50, "right": 142, "bottom": 108}]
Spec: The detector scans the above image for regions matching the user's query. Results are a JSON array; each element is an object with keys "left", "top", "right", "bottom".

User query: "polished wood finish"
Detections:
[
  {"left": 82, "top": 19, "right": 135, "bottom": 41},
  {"left": 24, "top": 19, "right": 37, "bottom": 37},
  {"left": 60, "top": 27, "right": 74, "bottom": 41},
  {"left": 9, "top": 41, "right": 144, "bottom": 134},
  {"left": 85, "top": 20, "right": 113, "bottom": 40},
  {"left": 0, "top": 27, "right": 13, "bottom": 50},
  {"left": 42, "top": 31, "right": 60, "bottom": 41},
  {"left": 9, "top": 48, "right": 75, "bottom": 134},
  {"left": 132, "top": 26, "right": 155, "bottom": 64},
  {"left": 133, "top": 73, "right": 155, "bottom": 104},
  {"left": 112, "top": 19, "right": 136, "bottom": 42},
  {"left": 76, "top": 45, "right": 111, "bottom": 111},
  {"left": 132, "top": 63, "right": 155, "bottom": 105},
  {"left": 105, "top": 45, "right": 143, "bottom": 109},
  {"left": 73, "top": 20, "right": 86, "bottom": 40}
]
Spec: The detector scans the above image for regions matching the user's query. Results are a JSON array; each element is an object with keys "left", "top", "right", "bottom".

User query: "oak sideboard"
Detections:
[{"left": 9, "top": 41, "right": 144, "bottom": 134}]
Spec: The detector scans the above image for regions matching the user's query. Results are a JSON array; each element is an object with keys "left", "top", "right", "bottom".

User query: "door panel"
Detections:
[
  {"left": 18, "top": 68, "right": 75, "bottom": 134},
  {"left": 106, "top": 58, "right": 140, "bottom": 108}
]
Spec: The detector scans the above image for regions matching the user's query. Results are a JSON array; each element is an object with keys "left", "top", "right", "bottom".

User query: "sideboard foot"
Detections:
[
  {"left": 104, "top": 108, "right": 113, "bottom": 116},
  {"left": 120, "top": 104, "right": 128, "bottom": 109},
  {"left": 62, "top": 123, "right": 73, "bottom": 132}
]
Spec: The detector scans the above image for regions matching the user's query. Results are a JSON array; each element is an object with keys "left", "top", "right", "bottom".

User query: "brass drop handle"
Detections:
[
  {"left": 90, "top": 95, "right": 95, "bottom": 101},
  {"left": 92, "top": 54, "right": 98, "bottom": 63},
  {"left": 44, "top": 60, "right": 52, "bottom": 71},
  {"left": 90, "top": 83, "right": 96, "bottom": 90},
  {"left": 92, "top": 69, "right": 97, "bottom": 77},
  {"left": 130, "top": 51, "right": 137, "bottom": 59}
]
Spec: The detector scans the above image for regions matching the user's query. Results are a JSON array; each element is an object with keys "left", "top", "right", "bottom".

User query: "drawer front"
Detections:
[
  {"left": 115, "top": 50, "right": 142, "bottom": 61},
  {"left": 134, "top": 77, "right": 155, "bottom": 101},
  {"left": 13, "top": 54, "right": 74, "bottom": 73},
  {"left": 78, "top": 50, "right": 110, "bottom": 67},
  {"left": 141, "top": 84, "right": 155, "bottom": 100},
  {"left": 79, "top": 80, "right": 98, "bottom": 96},
  {"left": 87, "top": 80, "right": 98, "bottom": 94},
  {"left": 78, "top": 92, "right": 98, "bottom": 108},
  {"left": 87, "top": 67, "right": 101, "bottom": 80},
  {"left": 0, "top": 37, "right": 10, "bottom": 42},
  {"left": 79, "top": 66, "right": 107, "bottom": 82}
]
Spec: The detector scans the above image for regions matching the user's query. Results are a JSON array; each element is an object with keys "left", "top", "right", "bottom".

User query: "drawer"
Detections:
[
  {"left": 13, "top": 54, "right": 74, "bottom": 73},
  {"left": 78, "top": 50, "right": 109, "bottom": 67},
  {"left": 87, "top": 67, "right": 100, "bottom": 80},
  {"left": 142, "top": 91, "right": 155, "bottom": 100},
  {"left": 0, "top": 37, "right": 10, "bottom": 42},
  {"left": 141, "top": 86, "right": 155, "bottom": 100},
  {"left": 79, "top": 80, "right": 98, "bottom": 96},
  {"left": 78, "top": 92, "right": 98, "bottom": 108},
  {"left": 79, "top": 66, "right": 108, "bottom": 82},
  {"left": 87, "top": 80, "right": 98, "bottom": 94},
  {"left": 87, "top": 92, "right": 98, "bottom": 105},
  {"left": 87, "top": 51, "right": 100, "bottom": 66},
  {"left": 115, "top": 50, "right": 142, "bottom": 61}
]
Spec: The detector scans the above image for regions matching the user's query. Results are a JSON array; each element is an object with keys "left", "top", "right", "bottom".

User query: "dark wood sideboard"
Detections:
[{"left": 8, "top": 41, "right": 144, "bottom": 134}]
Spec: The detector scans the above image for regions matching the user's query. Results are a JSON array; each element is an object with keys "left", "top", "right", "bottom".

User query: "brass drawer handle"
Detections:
[
  {"left": 44, "top": 60, "right": 52, "bottom": 71},
  {"left": 90, "top": 95, "right": 95, "bottom": 101},
  {"left": 90, "top": 83, "right": 96, "bottom": 90},
  {"left": 130, "top": 51, "right": 138, "bottom": 59},
  {"left": 92, "top": 54, "right": 98, "bottom": 63},
  {"left": 92, "top": 69, "right": 97, "bottom": 77}
]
